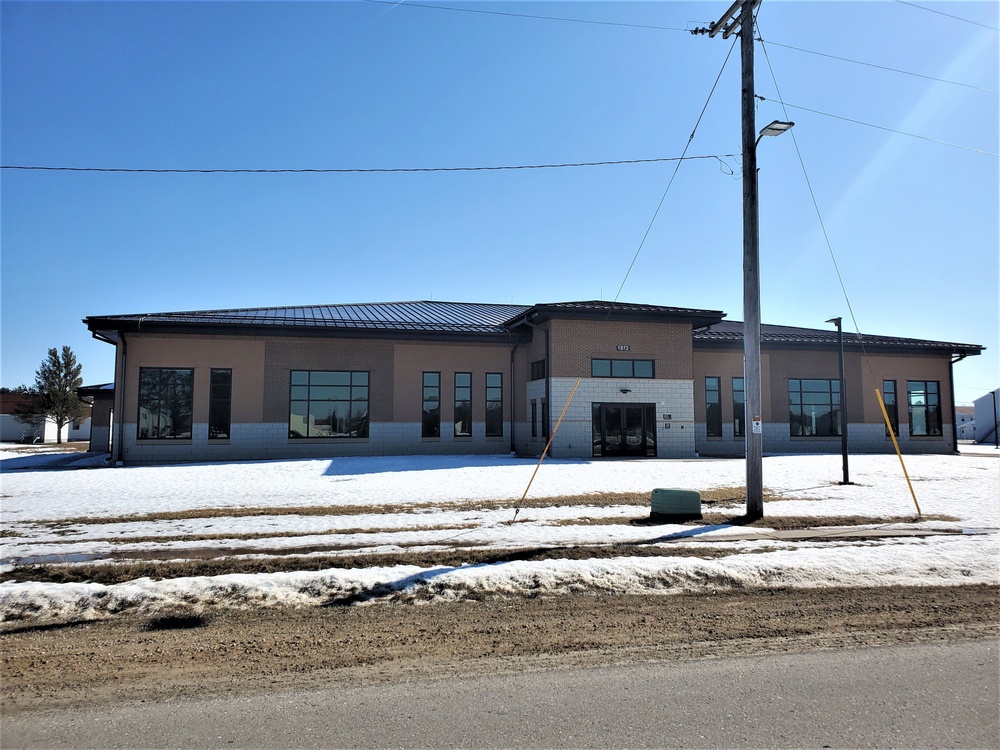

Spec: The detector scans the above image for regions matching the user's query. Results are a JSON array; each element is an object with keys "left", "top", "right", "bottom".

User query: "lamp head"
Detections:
[{"left": 759, "top": 120, "right": 794, "bottom": 138}]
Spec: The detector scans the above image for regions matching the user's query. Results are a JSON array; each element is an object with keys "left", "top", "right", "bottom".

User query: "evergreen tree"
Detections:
[{"left": 14, "top": 346, "right": 87, "bottom": 443}]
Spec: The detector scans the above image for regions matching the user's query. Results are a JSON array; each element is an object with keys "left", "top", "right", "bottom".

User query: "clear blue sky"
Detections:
[{"left": 2, "top": 0, "right": 997, "bottom": 405}]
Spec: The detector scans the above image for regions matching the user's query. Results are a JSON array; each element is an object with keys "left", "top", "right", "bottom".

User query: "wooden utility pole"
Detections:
[{"left": 694, "top": 0, "right": 765, "bottom": 518}]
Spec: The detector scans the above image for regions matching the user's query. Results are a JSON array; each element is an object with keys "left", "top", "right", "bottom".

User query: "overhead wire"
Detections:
[
  {"left": 757, "top": 26, "right": 873, "bottom": 374},
  {"left": 893, "top": 0, "right": 999, "bottom": 31},
  {"left": 0, "top": 155, "right": 738, "bottom": 174},
  {"left": 755, "top": 37, "right": 997, "bottom": 94},
  {"left": 608, "top": 30, "right": 741, "bottom": 306},
  {"left": 363, "top": 0, "right": 693, "bottom": 32},
  {"left": 753, "top": 96, "right": 999, "bottom": 157}
]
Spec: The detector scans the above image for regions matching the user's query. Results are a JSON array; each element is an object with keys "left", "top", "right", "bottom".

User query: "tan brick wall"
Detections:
[
  {"left": 858, "top": 353, "right": 952, "bottom": 422},
  {"left": 692, "top": 350, "right": 745, "bottom": 423},
  {"left": 393, "top": 342, "right": 512, "bottom": 423},
  {"left": 121, "top": 333, "right": 266, "bottom": 423},
  {"left": 263, "top": 337, "right": 394, "bottom": 422},
  {"left": 547, "top": 319, "right": 693, "bottom": 379}
]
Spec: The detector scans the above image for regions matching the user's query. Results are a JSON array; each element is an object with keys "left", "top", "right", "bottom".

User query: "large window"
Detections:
[
  {"left": 733, "top": 377, "right": 745, "bottom": 438},
  {"left": 591, "top": 359, "right": 654, "bottom": 378},
  {"left": 485, "top": 373, "right": 503, "bottom": 437},
  {"left": 454, "top": 373, "right": 472, "bottom": 437},
  {"left": 422, "top": 372, "right": 441, "bottom": 437},
  {"left": 209, "top": 368, "right": 232, "bottom": 439},
  {"left": 705, "top": 377, "right": 722, "bottom": 437},
  {"left": 289, "top": 371, "right": 368, "bottom": 439},
  {"left": 530, "top": 360, "right": 546, "bottom": 381},
  {"left": 907, "top": 380, "right": 941, "bottom": 436},
  {"left": 882, "top": 380, "right": 899, "bottom": 436},
  {"left": 138, "top": 368, "right": 194, "bottom": 439},
  {"left": 788, "top": 379, "right": 840, "bottom": 437}
]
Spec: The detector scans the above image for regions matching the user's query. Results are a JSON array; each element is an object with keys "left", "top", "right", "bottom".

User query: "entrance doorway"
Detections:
[{"left": 592, "top": 403, "right": 657, "bottom": 457}]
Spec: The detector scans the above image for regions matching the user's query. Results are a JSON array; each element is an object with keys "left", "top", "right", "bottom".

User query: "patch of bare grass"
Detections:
[
  {"left": 34, "top": 488, "right": 784, "bottom": 527},
  {"left": 1, "top": 544, "right": 747, "bottom": 586},
  {"left": 29, "top": 523, "right": 480, "bottom": 547},
  {"left": 558, "top": 513, "right": 959, "bottom": 529}
]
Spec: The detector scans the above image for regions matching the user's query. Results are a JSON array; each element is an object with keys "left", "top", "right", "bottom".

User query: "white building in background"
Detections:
[
  {"left": 0, "top": 393, "right": 92, "bottom": 445},
  {"left": 955, "top": 406, "right": 975, "bottom": 440},
  {"left": 973, "top": 388, "right": 1000, "bottom": 444}
]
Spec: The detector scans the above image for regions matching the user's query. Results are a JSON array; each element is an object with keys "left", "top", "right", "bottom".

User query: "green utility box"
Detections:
[{"left": 650, "top": 488, "right": 702, "bottom": 521}]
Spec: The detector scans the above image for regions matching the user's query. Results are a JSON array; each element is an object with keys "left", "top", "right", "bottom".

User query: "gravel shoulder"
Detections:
[{"left": 3, "top": 584, "right": 996, "bottom": 715}]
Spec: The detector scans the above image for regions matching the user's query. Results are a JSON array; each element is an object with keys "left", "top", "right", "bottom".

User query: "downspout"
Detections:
[
  {"left": 116, "top": 332, "right": 128, "bottom": 464},
  {"left": 949, "top": 353, "right": 965, "bottom": 454},
  {"left": 508, "top": 338, "right": 519, "bottom": 454},
  {"left": 993, "top": 390, "right": 999, "bottom": 450}
]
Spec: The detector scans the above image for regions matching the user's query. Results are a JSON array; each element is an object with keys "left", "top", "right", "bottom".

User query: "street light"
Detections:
[
  {"left": 826, "top": 316, "right": 853, "bottom": 485},
  {"left": 743, "top": 116, "right": 794, "bottom": 519},
  {"left": 757, "top": 120, "right": 795, "bottom": 140}
]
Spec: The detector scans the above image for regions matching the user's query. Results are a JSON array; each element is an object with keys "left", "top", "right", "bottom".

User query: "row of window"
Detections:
[
  {"left": 138, "top": 368, "right": 231, "bottom": 440},
  {"left": 528, "top": 358, "right": 656, "bottom": 381},
  {"left": 138, "top": 368, "right": 506, "bottom": 441},
  {"left": 135, "top": 367, "right": 942, "bottom": 443},
  {"left": 422, "top": 372, "right": 503, "bottom": 438},
  {"left": 704, "top": 377, "right": 943, "bottom": 439}
]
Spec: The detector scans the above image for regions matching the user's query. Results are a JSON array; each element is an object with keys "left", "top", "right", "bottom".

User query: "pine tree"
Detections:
[{"left": 14, "top": 346, "right": 87, "bottom": 444}]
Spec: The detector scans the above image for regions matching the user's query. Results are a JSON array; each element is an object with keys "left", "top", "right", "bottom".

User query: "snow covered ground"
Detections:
[{"left": 1, "top": 446, "right": 997, "bottom": 623}]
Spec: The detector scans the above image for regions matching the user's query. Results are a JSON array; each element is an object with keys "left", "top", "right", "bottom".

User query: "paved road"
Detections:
[{"left": 3, "top": 639, "right": 996, "bottom": 749}]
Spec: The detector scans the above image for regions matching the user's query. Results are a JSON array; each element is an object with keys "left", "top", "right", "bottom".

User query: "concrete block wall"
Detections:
[
  {"left": 119, "top": 419, "right": 515, "bottom": 464},
  {"left": 542, "top": 377, "right": 696, "bottom": 460}
]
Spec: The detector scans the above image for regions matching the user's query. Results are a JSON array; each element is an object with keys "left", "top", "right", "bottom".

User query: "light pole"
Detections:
[
  {"left": 826, "top": 316, "right": 852, "bottom": 485},
  {"left": 743, "top": 119, "right": 794, "bottom": 519}
]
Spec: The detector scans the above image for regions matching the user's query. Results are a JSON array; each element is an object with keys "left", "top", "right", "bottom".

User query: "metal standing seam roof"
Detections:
[
  {"left": 86, "top": 301, "right": 533, "bottom": 335},
  {"left": 694, "top": 320, "right": 984, "bottom": 354}
]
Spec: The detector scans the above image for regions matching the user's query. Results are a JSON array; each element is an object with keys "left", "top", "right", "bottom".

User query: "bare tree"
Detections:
[{"left": 14, "top": 347, "right": 87, "bottom": 444}]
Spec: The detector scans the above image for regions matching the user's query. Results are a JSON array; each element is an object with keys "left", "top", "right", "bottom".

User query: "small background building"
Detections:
[
  {"left": 973, "top": 388, "right": 1000, "bottom": 445},
  {"left": 0, "top": 393, "right": 84, "bottom": 444}
]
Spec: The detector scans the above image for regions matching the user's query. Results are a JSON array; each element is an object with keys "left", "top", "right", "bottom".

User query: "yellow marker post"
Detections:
[
  {"left": 875, "top": 388, "right": 921, "bottom": 516},
  {"left": 513, "top": 378, "right": 581, "bottom": 522}
]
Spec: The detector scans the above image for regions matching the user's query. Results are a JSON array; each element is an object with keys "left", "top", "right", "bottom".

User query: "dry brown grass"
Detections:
[{"left": 36, "top": 487, "right": 780, "bottom": 528}]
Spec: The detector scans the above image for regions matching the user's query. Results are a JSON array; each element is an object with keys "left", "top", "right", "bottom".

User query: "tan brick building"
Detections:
[{"left": 84, "top": 301, "right": 983, "bottom": 464}]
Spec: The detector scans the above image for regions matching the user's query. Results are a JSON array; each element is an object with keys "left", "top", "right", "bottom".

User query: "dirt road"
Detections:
[{"left": 3, "top": 584, "right": 996, "bottom": 714}]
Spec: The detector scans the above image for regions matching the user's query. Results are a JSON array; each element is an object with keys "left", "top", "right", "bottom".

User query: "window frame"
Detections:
[
  {"left": 288, "top": 370, "right": 369, "bottom": 440},
  {"left": 137, "top": 367, "right": 194, "bottom": 440},
  {"left": 882, "top": 380, "right": 899, "bottom": 437},
  {"left": 422, "top": 371, "right": 441, "bottom": 438},
  {"left": 590, "top": 359, "right": 655, "bottom": 379},
  {"left": 906, "top": 380, "right": 942, "bottom": 437},
  {"left": 705, "top": 376, "right": 722, "bottom": 438},
  {"left": 485, "top": 372, "right": 503, "bottom": 437},
  {"left": 530, "top": 360, "right": 546, "bottom": 381},
  {"left": 454, "top": 372, "right": 472, "bottom": 438},
  {"left": 732, "top": 377, "right": 745, "bottom": 438},
  {"left": 788, "top": 378, "right": 841, "bottom": 438},
  {"left": 209, "top": 368, "right": 233, "bottom": 440}
]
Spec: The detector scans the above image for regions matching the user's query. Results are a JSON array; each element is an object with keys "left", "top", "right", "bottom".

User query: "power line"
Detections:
[
  {"left": 756, "top": 37, "right": 997, "bottom": 94},
  {"left": 363, "top": 0, "right": 692, "bottom": 32},
  {"left": 754, "top": 95, "right": 999, "bottom": 156},
  {"left": 610, "top": 27, "right": 741, "bottom": 306},
  {"left": 893, "top": 0, "right": 999, "bottom": 31},
  {"left": 0, "top": 155, "right": 738, "bottom": 174}
]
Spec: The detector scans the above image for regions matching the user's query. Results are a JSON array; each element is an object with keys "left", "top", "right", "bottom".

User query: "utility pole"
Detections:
[{"left": 693, "top": 0, "right": 766, "bottom": 518}]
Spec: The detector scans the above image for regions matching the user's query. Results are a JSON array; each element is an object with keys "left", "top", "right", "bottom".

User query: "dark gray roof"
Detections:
[
  {"left": 86, "top": 301, "right": 531, "bottom": 338},
  {"left": 694, "top": 321, "right": 984, "bottom": 355},
  {"left": 505, "top": 300, "right": 724, "bottom": 327}
]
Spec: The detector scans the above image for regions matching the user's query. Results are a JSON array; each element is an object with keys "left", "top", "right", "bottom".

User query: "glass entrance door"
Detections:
[{"left": 592, "top": 403, "right": 657, "bottom": 457}]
